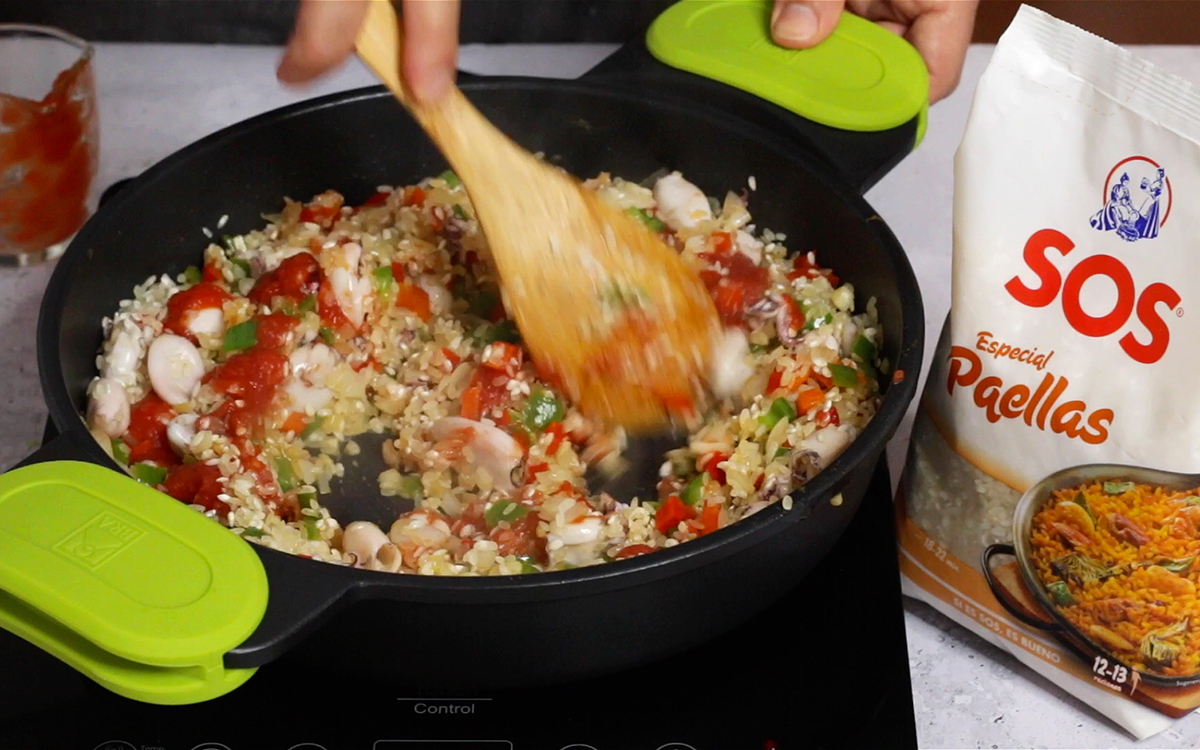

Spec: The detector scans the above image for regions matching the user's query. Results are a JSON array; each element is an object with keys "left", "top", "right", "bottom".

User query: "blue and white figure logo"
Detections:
[{"left": 1090, "top": 156, "right": 1171, "bottom": 242}]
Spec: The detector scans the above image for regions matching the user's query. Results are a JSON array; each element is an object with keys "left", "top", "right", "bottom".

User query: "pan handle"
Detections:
[
  {"left": 579, "top": 2, "right": 927, "bottom": 194},
  {"left": 981, "top": 543, "right": 1062, "bottom": 631}
]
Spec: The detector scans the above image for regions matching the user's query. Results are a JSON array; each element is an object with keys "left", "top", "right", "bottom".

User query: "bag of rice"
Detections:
[{"left": 897, "top": 4, "right": 1200, "bottom": 738}]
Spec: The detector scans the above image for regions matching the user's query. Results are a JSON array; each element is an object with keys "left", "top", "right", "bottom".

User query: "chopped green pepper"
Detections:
[
  {"left": 274, "top": 456, "right": 297, "bottom": 492},
  {"left": 304, "top": 518, "right": 322, "bottom": 540},
  {"left": 372, "top": 265, "right": 395, "bottom": 295},
  {"left": 298, "top": 490, "right": 318, "bottom": 511},
  {"left": 1047, "top": 580, "right": 1076, "bottom": 606},
  {"left": 1104, "top": 481, "right": 1135, "bottom": 495},
  {"left": 852, "top": 334, "right": 877, "bottom": 364},
  {"left": 133, "top": 463, "right": 167, "bottom": 486},
  {"left": 758, "top": 397, "right": 798, "bottom": 430},
  {"left": 223, "top": 319, "right": 258, "bottom": 352},
  {"left": 397, "top": 475, "right": 423, "bottom": 501},
  {"left": 1158, "top": 556, "right": 1196, "bottom": 574},
  {"left": 110, "top": 438, "right": 130, "bottom": 466},
  {"left": 276, "top": 297, "right": 299, "bottom": 317},
  {"left": 829, "top": 363, "right": 860, "bottom": 389},
  {"left": 299, "top": 293, "right": 317, "bottom": 313},
  {"left": 625, "top": 207, "right": 665, "bottom": 232},
  {"left": 439, "top": 170, "right": 461, "bottom": 188},
  {"left": 469, "top": 289, "right": 499, "bottom": 319},
  {"left": 220, "top": 235, "right": 237, "bottom": 251},
  {"left": 774, "top": 447, "right": 791, "bottom": 460},
  {"left": 524, "top": 386, "right": 564, "bottom": 431},
  {"left": 485, "top": 499, "right": 531, "bottom": 528},
  {"left": 300, "top": 415, "right": 324, "bottom": 439},
  {"left": 242, "top": 527, "right": 265, "bottom": 538},
  {"left": 681, "top": 474, "right": 705, "bottom": 506},
  {"left": 803, "top": 312, "right": 833, "bottom": 332},
  {"left": 183, "top": 266, "right": 203, "bottom": 285},
  {"left": 319, "top": 327, "right": 336, "bottom": 345},
  {"left": 516, "top": 556, "right": 540, "bottom": 574},
  {"left": 492, "top": 319, "right": 521, "bottom": 343},
  {"left": 452, "top": 204, "right": 468, "bottom": 221},
  {"left": 231, "top": 258, "right": 252, "bottom": 278}
]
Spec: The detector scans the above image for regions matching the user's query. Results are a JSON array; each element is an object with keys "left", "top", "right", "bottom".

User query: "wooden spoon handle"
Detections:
[{"left": 355, "top": 0, "right": 528, "bottom": 190}]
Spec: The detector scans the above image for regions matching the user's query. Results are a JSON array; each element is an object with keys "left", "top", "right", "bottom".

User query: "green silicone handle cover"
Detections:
[
  {"left": 646, "top": 0, "right": 930, "bottom": 144},
  {"left": 0, "top": 461, "right": 268, "bottom": 704}
]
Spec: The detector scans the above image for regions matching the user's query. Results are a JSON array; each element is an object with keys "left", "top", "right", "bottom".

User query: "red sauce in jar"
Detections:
[
  {"left": 125, "top": 392, "right": 179, "bottom": 466},
  {"left": 248, "top": 252, "right": 319, "bottom": 306},
  {"left": 162, "top": 462, "right": 230, "bottom": 517},
  {"left": 163, "top": 282, "right": 231, "bottom": 338},
  {"left": 0, "top": 49, "right": 97, "bottom": 254}
]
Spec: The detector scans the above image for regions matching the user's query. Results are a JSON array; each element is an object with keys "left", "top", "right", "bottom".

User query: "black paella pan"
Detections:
[{"left": 0, "top": 2, "right": 925, "bottom": 700}]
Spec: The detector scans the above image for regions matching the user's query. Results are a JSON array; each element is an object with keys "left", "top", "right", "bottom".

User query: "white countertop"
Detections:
[{"left": 4, "top": 39, "right": 1200, "bottom": 748}]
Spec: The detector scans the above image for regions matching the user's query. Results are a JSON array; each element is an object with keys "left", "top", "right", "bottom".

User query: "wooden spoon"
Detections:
[{"left": 355, "top": 0, "right": 723, "bottom": 434}]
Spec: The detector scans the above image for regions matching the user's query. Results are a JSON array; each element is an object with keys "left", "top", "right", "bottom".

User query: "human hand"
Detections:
[
  {"left": 770, "top": 0, "right": 979, "bottom": 103},
  {"left": 277, "top": 0, "right": 461, "bottom": 103}
]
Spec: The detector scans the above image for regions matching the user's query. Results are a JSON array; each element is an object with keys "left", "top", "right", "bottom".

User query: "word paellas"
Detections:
[
  {"left": 975, "top": 330, "right": 1055, "bottom": 371},
  {"left": 946, "top": 346, "right": 1112, "bottom": 445}
]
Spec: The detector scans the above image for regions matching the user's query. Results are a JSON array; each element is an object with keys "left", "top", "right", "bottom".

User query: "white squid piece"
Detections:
[
  {"left": 166, "top": 413, "right": 199, "bottom": 457},
  {"left": 184, "top": 307, "right": 225, "bottom": 339},
  {"left": 286, "top": 343, "right": 338, "bottom": 413},
  {"left": 735, "top": 229, "right": 764, "bottom": 264},
  {"left": 388, "top": 509, "right": 454, "bottom": 569},
  {"left": 100, "top": 319, "right": 143, "bottom": 389},
  {"left": 430, "top": 416, "right": 524, "bottom": 491},
  {"left": 797, "top": 425, "right": 857, "bottom": 470},
  {"left": 147, "top": 334, "right": 204, "bottom": 405},
  {"left": 319, "top": 241, "right": 371, "bottom": 329},
  {"left": 653, "top": 172, "right": 713, "bottom": 230},
  {"left": 342, "top": 520, "right": 390, "bottom": 567},
  {"left": 710, "top": 328, "right": 753, "bottom": 399},
  {"left": 86, "top": 377, "right": 131, "bottom": 438},
  {"left": 551, "top": 515, "right": 604, "bottom": 546}
]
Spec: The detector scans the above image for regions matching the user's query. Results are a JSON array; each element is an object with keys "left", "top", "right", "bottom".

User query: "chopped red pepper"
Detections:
[
  {"left": 655, "top": 494, "right": 697, "bottom": 535},
  {"left": 460, "top": 385, "right": 483, "bottom": 420},
  {"left": 403, "top": 186, "right": 426, "bottom": 207},
  {"left": 298, "top": 190, "right": 344, "bottom": 226},
  {"left": 280, "top": 412, "right": 307, "bottom": 435},
  {"left": 815, "top": 406, "right": 840, "bottom": 427},
  {"left": 699, "top": 451, "right": 730, "bottom": 485},
  {"left": 613, "top": 544, "right": 656, "bottom": 560},
  {"left": 362, "top": 191, "right": 390, "bottom": 208},
  {"left": 481, "top": 340, "right": 522, "bottom": 374},
  {"left": 202, "top": 262, "right": 223, "bottom": 283},
  {"left": 699, "top": 502, "right": 722, "bottom": 536},
  {"left": 395, "top": 282, "right": 432, "bottom": 322},
  {"left": 711, "top": 231, "right": 733, "bottom": 254},
  {"left": 545, "top": 421, "right": 567, "bottom": 455},
  {"left": 778, "top": 295, "right": 804, "bottom": 341},
  {"left": 442, "top": 347, "right": 462, "bottom": 369}
]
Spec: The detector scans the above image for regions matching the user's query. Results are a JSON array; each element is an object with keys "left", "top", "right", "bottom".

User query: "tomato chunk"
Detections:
[
  {"left": 162, "top": 462, "right": 230, "bottom": 517},
  {"left": 248, "top": 252, "right": 319, "bottom": 307},
  {"left": 488, "top": 513, "right": 546, "bottom": 562},
  {"left": 253, "top": 313, "right": 299, "bottom": 351},
  {"left": 125, "top": 392, "right": 178, "bottom": 466},
  {"left": 163, "top": 282, "right": 231, "bottom": 339}
]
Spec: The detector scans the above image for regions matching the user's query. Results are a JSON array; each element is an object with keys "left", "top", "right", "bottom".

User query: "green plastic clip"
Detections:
[
  {"left": 0, "top": 461, "right": 268, "bottom": 704},
  {"left": 646, "top": 0, "right": 930, "bottom": 146}
]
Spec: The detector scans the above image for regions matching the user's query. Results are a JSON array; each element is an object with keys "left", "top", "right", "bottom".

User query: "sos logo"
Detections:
[{"left": 1005, "top": 229, "right": 1180, "bottom": 364}]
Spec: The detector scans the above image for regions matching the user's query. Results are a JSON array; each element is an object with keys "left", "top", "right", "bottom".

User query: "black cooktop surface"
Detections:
[{"left": 0, "top": 453, "right": 914, "bottom": 750}]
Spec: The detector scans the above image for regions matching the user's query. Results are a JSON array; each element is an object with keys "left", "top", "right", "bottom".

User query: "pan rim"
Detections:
[{"left": 37, "top": 77, "right": 924, "bottom": 594}]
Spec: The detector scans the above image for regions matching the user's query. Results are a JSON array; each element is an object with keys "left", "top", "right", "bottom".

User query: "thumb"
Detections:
[{"left": 771, "top": 0, "right": 845, "bottom": 48}]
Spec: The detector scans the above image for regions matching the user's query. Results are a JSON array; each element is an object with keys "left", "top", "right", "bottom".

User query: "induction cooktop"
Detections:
[{"left": 0, "top": 417, "right": 916, "bottom": 750}]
